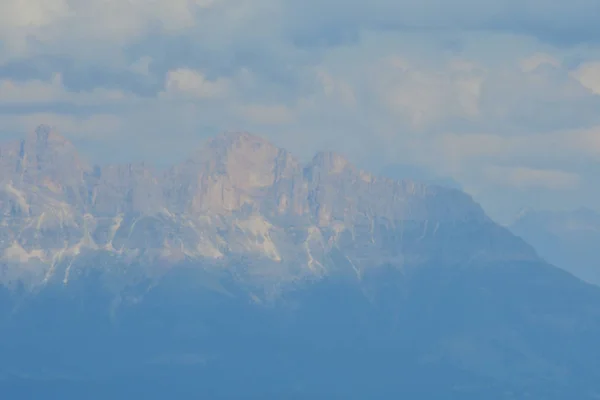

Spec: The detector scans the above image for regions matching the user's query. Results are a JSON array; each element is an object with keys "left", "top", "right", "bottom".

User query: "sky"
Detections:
[{"left": 1, "top": 0, "right": 600, "bottom": 223}]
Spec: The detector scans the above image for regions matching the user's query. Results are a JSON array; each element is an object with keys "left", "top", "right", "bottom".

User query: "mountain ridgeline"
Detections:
[{"left": 1, "top": 126, "right": 600, "bottom": 399}]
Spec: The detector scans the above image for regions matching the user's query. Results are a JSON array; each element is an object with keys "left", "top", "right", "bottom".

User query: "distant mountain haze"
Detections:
[
  {"left": 1, "top": 125, "right": 600, "bottom": 399},
  {"left": 511, "top": 207, "right": 600, "bottom": 286}
]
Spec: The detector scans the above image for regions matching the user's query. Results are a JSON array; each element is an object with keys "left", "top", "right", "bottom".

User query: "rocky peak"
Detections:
[
  {"left": 17, "top": 125, "right": 89, "bottom": 182},
  {"left": 25, "top": 124, "right": 66, "bottom": 148},
  {"left": 0, "top": 126, "right": 93, "bottom": 222},
  {"left": 197, "top": 131, "right": 297, "bottom": 179},
  {"left": 23, "top": 125, "right": 81, "bottom": 159},
  {"left": 166, "top": 132, "right": 301, "bottom": 214},
  {"left": 309, "top": 151, "right": 352, "bottom": 174}
]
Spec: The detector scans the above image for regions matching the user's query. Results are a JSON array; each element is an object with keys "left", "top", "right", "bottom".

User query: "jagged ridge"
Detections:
[{"left": 0, "top": 125, "right": 537, "bottom": 291}]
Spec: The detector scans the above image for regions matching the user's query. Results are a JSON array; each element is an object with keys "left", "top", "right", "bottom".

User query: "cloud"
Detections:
[
  {"left": 162, "top": 68, "right": 231, "bottom": 99},
  {"left": 0, "top": 0, "right": 279, "bottom": 69},
  {"left": 236, "top": 104, "right": 295, "bottom": 125},
  {"left": 568, "top": 126, "right": 600, "bottom": 158},
  {"left": 374, "top": 57, "right": 484, "bottom": 129},
  {"left": 0, "top": 0, "right": 71, "bottom": 30},
  {"left": 315, "top": 69, "right": 357, "bottom": 107},
  {"left": 408, "top": 126, "right": 600, "bottom": 178},
  {"left": 282, "top": 0, "right": 600, "bottom": 47},
  {"left": 0, "top": 74, "right": 130, "bottom": 105},
  {"left": 483, "top": 166, "right": 581, "bottom": 190},
  {"left": 0, "top": 0, "right": 218, "bottom": 48},
  {"left": 0, "top": 74, "right": 65, "bottom": 104},
  {"left": 1, "top": 0, "right": 599, "bottom": 72},
  {"left": 520, "top": 53, "right": 561, "bottom": 72},
  {"left": 1, "top": 0, "right": 600, "bottom": 220},
  {"left": 572, "top": 61, "right": 600, "bottom": 95},
  {"left": 0, "top": 0, "right": 71, "bottom": 57}
]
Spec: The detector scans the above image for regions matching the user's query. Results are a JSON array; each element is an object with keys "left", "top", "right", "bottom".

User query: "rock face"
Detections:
[
  {"left": 5, "top": 126, "right": 600, "bottom": 399},
  {"left": 0, "top": 126, "right": 536, "bottom": 292},
  {"left": 511, "top": 207, "right": 600, "bottom": 285}
]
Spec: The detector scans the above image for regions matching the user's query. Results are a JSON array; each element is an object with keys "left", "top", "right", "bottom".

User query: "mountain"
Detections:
[
  {"left": 510, "top": 207, "right": 600, "bottom": 286},
  {"left": 2, "top": 126, "right": 600, "bottom": 399},
  {"left": 1, "top": 127, "right": 519, "bottom": 291}
]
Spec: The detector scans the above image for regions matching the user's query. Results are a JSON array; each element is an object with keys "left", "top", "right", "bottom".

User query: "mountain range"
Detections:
[
  {"left": 1, "top": 125, "right": 600, "bottom": 399},
  {"left": 1, "top": 125, "right": 524, "bottom": 292}
]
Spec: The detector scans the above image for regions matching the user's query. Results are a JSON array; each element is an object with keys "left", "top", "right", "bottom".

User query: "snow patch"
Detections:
[
  {"left": 3, "top": 181, "right": 30, "bottom": 214},
  {"left": 236, "top": 216, "right": 281, "bottom": 261},
  {"left": 304, "top": 226, "right": 325, "bottom": 272},
  {"left": 195, "top": 238, "right": 224, "bottom": 259},
  {"left": 104, "top": 214, "right": 123, "bottom": 252},
  {"left": 3, "top": 241, "right": 45, "bottom": 263}
]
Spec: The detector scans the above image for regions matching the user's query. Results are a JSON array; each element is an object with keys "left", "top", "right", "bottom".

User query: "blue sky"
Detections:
[{"left": 1, "top": 0, "right": 600, "bottom": 223}]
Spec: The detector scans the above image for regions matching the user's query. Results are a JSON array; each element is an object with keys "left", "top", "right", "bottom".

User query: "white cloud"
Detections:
[
  {"left": 375, "top": 57, "right": 484, "bottom": 129},
  {"left": 568, "top": 126, "right": 600, "bottom": 158},
  {"left": 162, "top": 68, "right": 231, "bottom": 99},
  {"left": 0, "top": 74, "right": 64, "bottom": 103},
  {"left": 0, "top": 0, "right": 235, "bottom": 61},
  {"left": 572, "top": 61, "right": 600, "bottom": 95},
  {"left": 520, "top": 53, "right": 561, "bottom": 72},
  {"left": 0, "top": 0, "right": 71, "bottom": 56},
  {"left": 315, "top": 69, "right": 357, "bottom": 107},
  {"left": 0, "top": 0, "right": 71, "bottom": 30}
]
